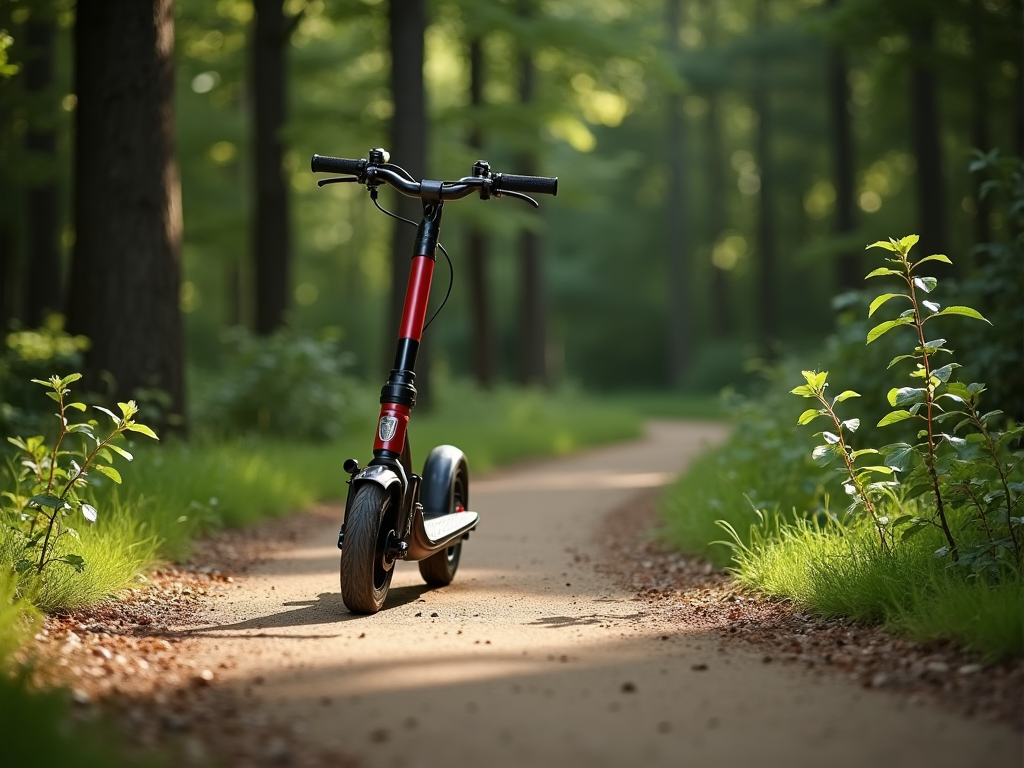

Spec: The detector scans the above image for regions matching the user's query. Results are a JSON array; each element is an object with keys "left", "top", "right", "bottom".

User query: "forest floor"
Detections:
[{"left": 25, "top": 421, "right": 1023, "bottom": 768}]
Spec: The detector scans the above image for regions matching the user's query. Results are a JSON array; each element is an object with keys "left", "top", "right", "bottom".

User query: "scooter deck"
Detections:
[{"left": 406, "top": 510, "right": 478, "bottom": 561}]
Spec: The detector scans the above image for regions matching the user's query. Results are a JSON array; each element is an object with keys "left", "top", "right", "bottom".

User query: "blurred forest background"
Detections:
[{"left": 0, "top": 0, "right": 1021, "bottom": 428}]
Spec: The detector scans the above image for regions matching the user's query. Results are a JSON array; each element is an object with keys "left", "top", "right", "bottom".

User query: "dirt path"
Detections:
[{"left": 152, "top": 421, "right": 1018, "bottom": 768}]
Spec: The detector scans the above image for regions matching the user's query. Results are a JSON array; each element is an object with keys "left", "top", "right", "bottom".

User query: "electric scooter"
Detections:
[{"left": 311, "top": 148, "right": 558, "bottom": 614}]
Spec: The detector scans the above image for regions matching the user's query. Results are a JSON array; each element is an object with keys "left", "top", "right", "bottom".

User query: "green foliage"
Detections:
[
  {"left": 0, "top": 317, "right": 90, "bottom": 440},
  {"left": 0, "top": 29, "right": 17, "bottom": 79},
  {"left": 193, "top": 328, "right": 371, "bottom": 442},
  {"left": 0, "top": 671, "right": 171, "bottom": 768},
  {"left": 958, "top": 151, "right": 1024, "bottom": 423},
  {"left": 2, "top": 375, "right": 157, "bottom": 597},
  {"left": 723, "top": 509, "right": 1023, "bottom": 661}
]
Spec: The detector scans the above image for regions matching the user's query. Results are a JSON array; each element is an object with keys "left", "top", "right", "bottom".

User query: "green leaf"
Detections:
[
  {"left": 14, "top": 559, "right": 34, "bottom": 575},
  {"left": 822, "top": 431, "right": 841, "bottom": 445},
  {"left": 868, "top": 293, "right": 908, "bottom": 317},
  {"left": 56, "top": 553, "right": 86, "bottom": 573},
  {"left": 67, "top": 402, "right": 87, "bottom": 412},
  {"left": 790, "top": 384, "right": 815, "bottom": 397},
  {"left": 93, "top": 465, "right": 123, "bottom": 484},
  {"left": 841, "top": 418, "right": 860, "bottom": 433},
  {"left": 865, "top": 240, "right": 898, "bottom": 252},
  {"left": 81, "top": 504, "right": 97, "bottom": 523},
  {"left": 913, "top": 276, "right": 937, "bottom": 293},
  {"left": 811, "top": 445, "right": 839, "bottom": 467},
  {"left": 850, "top": 448, "right": 880, "bottom": 460},
  {"left": 915, "top": 253, "right": 952, "bottom": 267},
  {"left": 832, "top": 390, "right": 860, "bottom": 404},
  {"left": 859, "top": 465, "right": 894, "bottom": 476},
  {"left": 867, "top": 319, "right": 908, "bottom": 344},
  {"left": 29, "top": 494, "right": 65, "bottom": 509},
  {"left": 930, "top": 363, "right": 960, "bottom": 383},
  {"left": 864, "top": 267, "right": 900, "bottom": 278},
  {"left": 931, "top": 305, "right": 990, "bottom": 323},
  {"left": 797, "top": 409, "right": 822, "bottom": 426},
  {"left": 125, "top": 423, "right": 159, "bottom": 440},
  {"left": 107, "top": 444, "right": 133, "bottom": 461},
  {"left": 888, "top": 387, "right": 926, "bottom": 407},
  {"left": 902, "top": 524, "right": 929, "bottom": 541},
  {"left": 922, "top": 300, "right": 940, "bottom": 313},
  {"left": 882, "top": 443, "right": 915, "bottom": 471},
  {"left": 93, "top": 406, "right": 120, "bottom": 424},
  {"left": 60, "top": 373, "right": 83, "bottom": 386},
  {"left": 898, "top": 234, "right": 920, "bottom": 250},
  {"left": 878, "top": 410, "right": 914, "bottom": 427}
]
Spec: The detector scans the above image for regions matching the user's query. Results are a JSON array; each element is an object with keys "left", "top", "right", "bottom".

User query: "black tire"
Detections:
[
  {"left": 340, "top": 484, "right": 396, "bottom": 614},
  {"left": 418, "top": 470, "right": 466, "bottom": 586}
]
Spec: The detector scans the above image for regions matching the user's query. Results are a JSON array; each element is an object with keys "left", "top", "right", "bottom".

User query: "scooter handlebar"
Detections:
[
  {"left": 311, "top": 154, "right": 366, "bottom": 176},
  {"left": 494, "top": 173, "right": 558, "bottom": 197}
]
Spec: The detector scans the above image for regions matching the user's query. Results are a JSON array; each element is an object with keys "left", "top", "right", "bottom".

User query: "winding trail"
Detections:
[{"left": 182, "top": 422, "right": 1020, "bottom": 767}]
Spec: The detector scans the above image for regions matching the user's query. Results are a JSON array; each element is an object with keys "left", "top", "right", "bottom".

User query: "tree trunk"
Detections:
[
  {"left": 969, "top": 0, "right": 991, "bottom": 248},
  {"left": 24, "top": 19, "right": 62, "bottom": 327},
  {"left": 466, "top": 37, "right": 496, "bottom": 389},
  {"left": 388, "top": 0, "right": 431, "bottom": 404},
  {"left": 704, "top": 93, "right": 731, "bottom": 338},
  {"left": 754, "top": 0, "right": 777, "bottom": 349},
  {"left": 828, "top": 0, "right": 858, "bottom": 292},
  {"left": 909, "top": 18, "right": 947, "bottom": 263},
  {"left": 666, "top": 0, "right": 691, "bottom": 385},
  {"left": 252, "top": 0, "right": 290, "bottom": 335},
  {"left": 516, "top": 34, "right": 547, "bottom": 387},
  {"left": 68, "top": 0, "right": 186, "bottom": 428}
]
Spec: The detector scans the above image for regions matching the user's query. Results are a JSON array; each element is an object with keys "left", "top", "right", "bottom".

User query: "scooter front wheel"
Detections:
[{"left": 340, "top": 484, "right": 396, "bottom": 614}]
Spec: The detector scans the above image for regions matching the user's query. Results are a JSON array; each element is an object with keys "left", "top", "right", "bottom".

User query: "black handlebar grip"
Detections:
[
  {"left": 496, "top": 173, "right": 558, "bottom": 196},
  {"left": 311, "top": 154, "right": 365, "bottom": 175}
]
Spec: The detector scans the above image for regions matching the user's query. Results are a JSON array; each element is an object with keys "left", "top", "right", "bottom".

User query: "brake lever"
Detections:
[
  {"left": 317, "top": 176, "right": 360, "bottom": 187},
  {"left": 496, "top": 189, "right": 539, "bottom": 208}
]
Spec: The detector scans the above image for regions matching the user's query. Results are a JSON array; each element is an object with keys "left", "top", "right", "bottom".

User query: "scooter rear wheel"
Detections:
[
  {"left": 418, "top": 474, "right": 466, "bottom": 586},
  {"left": 341, "top": 484, "right": 395, "bottom": 614}
]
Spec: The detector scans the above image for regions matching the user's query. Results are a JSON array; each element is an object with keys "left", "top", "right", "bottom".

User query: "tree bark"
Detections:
[
  {"left": 909, "top": 18, "right": 947, "bottom": 263},
  {"left": 516, "top": 34, "right": 547, "bottom": 387},
  {"left": 24, "top": 19, "right": 62, "bottom": 327},
  {"left": 828, "top": 0, "right": 858, "bottom": 292},
  {"left": 466, "top": 37, "right": 496, "bottom": 388},
  {"left": 252, "top": 0, "right": 291, "bottom": 335},
  {"left": 969, "top": 0, "right": 991, "bottom": 248},
  {"left": 666, "top": 0, "right": 691, "bottom": 385},
  {"left": 388, "top": 0, "right": 431, "bottom": 404},
  {"left": 754, "top": 0, "right": 777, "bottom": 349},
  {"left": 68, "top": 0, "right": 186, "bottom": 428}
]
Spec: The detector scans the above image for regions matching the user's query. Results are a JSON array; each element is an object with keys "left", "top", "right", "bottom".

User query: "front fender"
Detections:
[{"left": 350, "top": 463, "right": 402, "bottom": 492}]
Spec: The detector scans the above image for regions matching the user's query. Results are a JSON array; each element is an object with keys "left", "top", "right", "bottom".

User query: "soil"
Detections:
[{"left": 19, "top": 422, "right": 1024, "bottom": 767}]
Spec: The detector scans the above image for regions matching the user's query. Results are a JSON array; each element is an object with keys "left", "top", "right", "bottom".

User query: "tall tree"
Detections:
[
  {"left": 252, "top": 0, "right": 291, "bottom": 335},
  {"left": 24, "top": 16, "right": 61, "bottom": 326},
  {"left": 666, "top": 0, "right": 691, "bottom": 385},
  {"left": 68, "top": 0, "right": 185, "bottom": 427},
  {"left": 968, "top": 0, "right": 990, "bottom": 247},
  {"left": 466, "top": 37, "right": 496, "bottom": 389},
  {"left": 387, "top": 0, "right": 431, "bottom": 402},
  {"left": 908, "top": 17, "right": 947, "bottom": 261},
  {"left": 516, "top": 19, "right": 548, "bottom": 387},
  {"left": 827, "top": 0, "right": 858, "bottom": 292},
  {"left": 753, "top": 0, "right": 777, "bottom": 348},
  {"left": 697, "top": 0, "right": 730, "bottom": 338}
]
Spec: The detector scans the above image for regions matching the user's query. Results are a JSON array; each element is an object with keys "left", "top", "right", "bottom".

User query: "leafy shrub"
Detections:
[
  {"left": 2, "top": 375, "right": 158, "bottom": 600},
  {"left": 193, "top": 327, "right": 371, "bottom": 442},
  {"left": 792, "top": 235, "right": 1021, "bottom": 571},
  {"left": 0, "top": 317, "right": 89, "bottom": 441},
  {"left": 958, "top": 151, "right": 1024, "bottom": 422}
]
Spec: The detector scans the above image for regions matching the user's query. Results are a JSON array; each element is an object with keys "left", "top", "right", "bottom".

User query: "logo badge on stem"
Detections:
[{"left": 378, "top": 415, "right": 399, "bottom": 442}]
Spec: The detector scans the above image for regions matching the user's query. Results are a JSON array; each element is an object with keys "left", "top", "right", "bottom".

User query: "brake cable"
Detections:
[{"left": 370, "top": 189, "right": 454, "bottom": 334}]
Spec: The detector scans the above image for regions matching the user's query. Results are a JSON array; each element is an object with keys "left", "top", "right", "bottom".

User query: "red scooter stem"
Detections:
[{"left": 373, "top": 203, "right": 442, "bottom": 456}]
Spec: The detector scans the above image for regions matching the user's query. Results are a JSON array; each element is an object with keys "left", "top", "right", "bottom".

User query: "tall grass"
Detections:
[{"left": 720, "top": 509, "right": 1024, "bottom": 660}]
